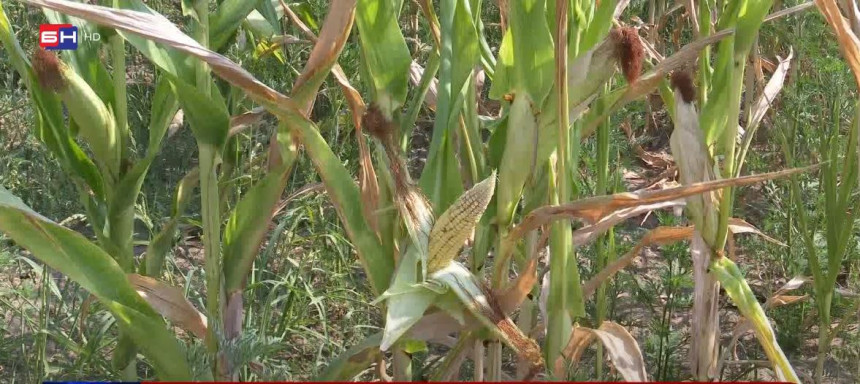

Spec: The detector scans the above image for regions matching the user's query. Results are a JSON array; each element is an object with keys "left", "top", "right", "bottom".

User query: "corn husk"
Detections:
[{"left": 32, "top": 49, "right": 120, "bottom": 177}]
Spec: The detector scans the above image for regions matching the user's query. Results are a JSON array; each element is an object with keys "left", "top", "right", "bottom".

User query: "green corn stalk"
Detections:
[
  {"left": 778, "top": 98, "right": 859, "bottom": 384},
  {"left": 593, "top": 82, "right": 614, "bottom": 380}
]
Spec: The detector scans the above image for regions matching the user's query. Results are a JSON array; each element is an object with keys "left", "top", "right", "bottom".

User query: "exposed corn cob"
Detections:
[
  {"left": 32, "top": 48, "right": 120, "bottom": 179},
  {"left": 427, "top": 173, "right": 496, "bottom": 274}
]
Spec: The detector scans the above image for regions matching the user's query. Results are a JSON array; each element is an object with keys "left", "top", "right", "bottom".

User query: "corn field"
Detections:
[{"left": 0, "top": 0, "right": 859, "bottom": 382}]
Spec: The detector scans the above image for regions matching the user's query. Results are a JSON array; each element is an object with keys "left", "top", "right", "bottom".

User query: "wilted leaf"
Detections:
[
  {"left": 749, "top": 50, "right": 793, "bottom": 132},
  {"left": 556, "top": 322, "right": 648, "bottom": 381},
  {"left": 572, "top": 200, "right": 686, "bottom": 248},
  {"left": 816, "top": 0, "right": 860, "bottom": 89},
  {"left": 497, "top": 250, "right": 538, "bottom": 314},
  {"left": 431, "top": 262, "right": 545, "bottom": 378},
  {"left": 728, "top": 217, "right": 787, "bottom": 247},
  {"left": 505, "top": 166, "right": 816, "bottom": 252},
  {"left": 127, "top": 274, "right": 208, "bottom": 339},
  {"left": 770, "top": 295, "right": 808, "bottom": 306}
]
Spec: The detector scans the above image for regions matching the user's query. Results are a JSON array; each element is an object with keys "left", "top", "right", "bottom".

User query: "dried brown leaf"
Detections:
[
  {"left": 770, "top": 295, "right": 809, "bottom": 306},
  {"left": 816, "top": 0, "right": 860, "bottom": 89},
  {"left": 728, "top": 217, "right": 787, "bottom": 247},
  {"left": 556, "top": 322, "right": 648, "bottom": 381},
  {"left": 744, "top": 49, "right": 793, "bottom": 149},
  {"left": 507, "top": 165, "right": 816, "bottom": 247},
  {"left": 497, "top": 251, "right": 538, "bottom": 314},
  {"left": 556, "top": 326, "right": 596, "bottom": 377},
  {"left": 127, "top": 274, "right": 208, "bottom": 339},
  {"left": 292, "top": 0, "right": 356, "bottom": 113}
]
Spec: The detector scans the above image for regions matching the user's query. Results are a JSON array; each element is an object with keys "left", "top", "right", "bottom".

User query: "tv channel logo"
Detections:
[{"left": 39, "top": 24, "right": 78, "bottom": 50}]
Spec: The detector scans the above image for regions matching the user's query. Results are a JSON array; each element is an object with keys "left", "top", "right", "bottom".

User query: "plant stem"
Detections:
[
  {"left": 110, "top": 34, "right": 128, "bottom": 164},
  {"left": 199, "top": 144, "right": 223, "bottom": 378},
  {"left": 815, "top": 290, "right": 832, "bottom": 384},
  {"left": 594, "top": 83, "right": 611, "bottom": 379},
  {"left": 392, "top": 349, "right": 411, "bottom": 381}
]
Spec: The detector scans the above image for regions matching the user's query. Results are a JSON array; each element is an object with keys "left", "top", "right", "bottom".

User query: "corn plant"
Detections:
[
  {"left": 0, "top": 0, "right": 827, "bottom": 381},
  {"left": 779, "top": 2, "right": 860, "bottom": 382}
]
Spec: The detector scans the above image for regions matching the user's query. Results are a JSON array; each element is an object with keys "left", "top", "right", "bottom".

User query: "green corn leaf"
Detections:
[
  {"left": 222, "top": 163, "right": 292, "bottom": 292},
  {"left": 286, "top": 114, "right": 393, "bottom": 294},
  {"left": 210, "top": 0, "right": 262, "bottom": 50},
  {"left": 145, "top": 168, "right": 199, "bottom": 276},
  {"left": 497, "top": 95, "right": 538, "bottom": 226},
  {"left": 254, "top": 0, "right": 282, "bottom": 37},
  {"left": 113, "top": 0, "right": 197, "bottom": 81},
  {"left": 420, "top": 0, "right": 480, "bottom": 211},
  {"left": 145, "top": 76, "right": 181, "bottom": 153},
  {"left": 580, "top": 0, "right": 617, "bottom": 50},
  {"left": 490, "top": 0, "right": 554, "bottom": 103},
  {"left": 354, "top": 0, "right": 410, "bottom": 117},
  {"left": 317, "top": 333, "right": 383, "bottom": 381},
  {"left": 0, "top": 190, "right": 192, "bottom": 380},
  {"left": 711, "top": 257, "right": 799, "bottom": 383},
  {"left": 245, "top": 9, "right": 277, "bottom": 38},
  {"left": 168, "top": 77, "right": 229, "bottom": 149},
  {"left": 223, "top": 1, "right": 356, "bottom": 292},
  {"left": 377, "top": 247, "right": 439, "bottom": 351}
]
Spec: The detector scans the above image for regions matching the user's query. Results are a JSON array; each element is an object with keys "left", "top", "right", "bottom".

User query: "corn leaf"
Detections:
[
  {"left": 556, "top": 322, "right": 648, "bottom": 381},
  {"left": 210, "top": 0, "right": 261, "bottom": 50},
  {"left": 222, "top": 167, "right": 291, "bottom": 292},
  {"left": 420, "top": 0, "right": 481, "bottom": 212},
  {"left": 317, "top": 333, "right": 383, "bottom": 381},
  {"left": 0, "top": 190, "right": 191, "bottom": 379},
  {"left": 145, "top": 168, "right": 199, "bottom": 276},
  {"left": 712, "top": 256, "right": 799, "bottom": 382},
  {"left": 377, "top": 248, "right": 439, "bottom": 351},
  {"left": 354, "top": 0, "right": 410, "bottom": 117}
]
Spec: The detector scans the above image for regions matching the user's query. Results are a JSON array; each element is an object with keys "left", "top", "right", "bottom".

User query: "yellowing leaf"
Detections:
[{"left": 127, "top": 274, "right": 208, "bottom": 340}]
